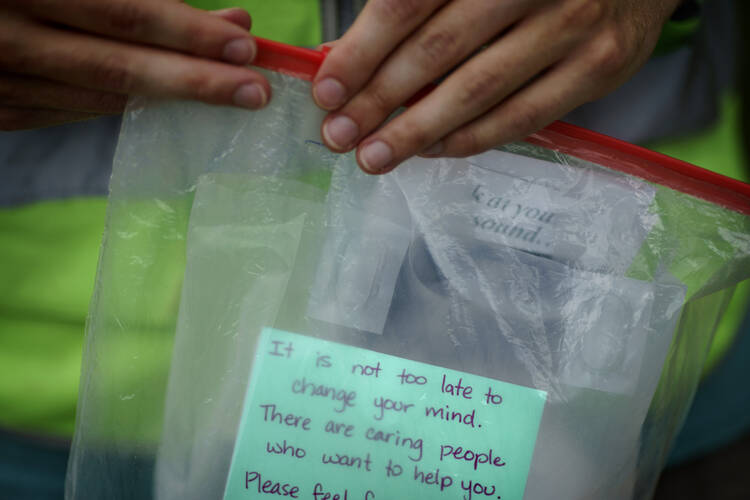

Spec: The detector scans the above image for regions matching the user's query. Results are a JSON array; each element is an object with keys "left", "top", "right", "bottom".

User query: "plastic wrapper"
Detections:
[{"left": 65, "top": 40, "right": 750, "bottom": 500}]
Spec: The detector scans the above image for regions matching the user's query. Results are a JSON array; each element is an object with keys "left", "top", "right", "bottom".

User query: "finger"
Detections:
[
  {"left": 353, "top": 1, "right": 604, "bottom": 173},
  {"left": 0, "top": 73, "right": 126, "bottom": 113},
  {"left": 319, "top": 0, "right": 540, "bottom": 152},
  {"left": 210, "top": 8, "right": 252, "bottom": 32},
  {"left": 312, "top": 0, "right": 448, "bottom": 110},
  {"left": 0, "top": 15, "right": 271, "bottom": 109},
  {"left": 0, "top": 107, "right": 98, "bottom": 131},
  {"left": 436, "top": 40, "right": 643, "bottom": 157},
  {"left": 13, "top": 0, "right": 257, "bottom": 65}
]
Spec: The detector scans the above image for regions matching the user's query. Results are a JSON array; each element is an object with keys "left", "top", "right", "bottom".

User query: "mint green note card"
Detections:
[{"left": 223, "top": 328, "right": 547, "bottom": 500}]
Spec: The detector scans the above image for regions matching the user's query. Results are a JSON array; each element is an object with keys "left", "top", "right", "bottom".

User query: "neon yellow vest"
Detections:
[
  {"left": 0, "top": 0, "right": 744, "bottom": 439},
  {"left": 0, "top": 0, "right": 323, "bottom": 438}
]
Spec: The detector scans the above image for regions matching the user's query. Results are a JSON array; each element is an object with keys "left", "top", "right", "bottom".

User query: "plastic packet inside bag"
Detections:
[{"left": 66, "top": 42, "right": 750, "bottom": 500}]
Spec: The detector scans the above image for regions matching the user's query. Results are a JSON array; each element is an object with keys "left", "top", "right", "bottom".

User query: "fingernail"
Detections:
[
  {"left": 359, "top": 140, "right": 393, "bottom": 173},
  {"left": 222, "top": 38, "right": 256, "bottom": 64},
  {"left": 211, "top": 8, "right": 252, "bottom": 31},
  {"left": 314, "top": 78, "right": 347, "bottom": 109},
  {"left": 323, "top": 115, "right": 359, "bottom": 150},
  {"left": 233, "top": 83, "right": 267, "bottom": 109},
  {"left": 422, "top": 141, "right": 443, "bottom": 156}
]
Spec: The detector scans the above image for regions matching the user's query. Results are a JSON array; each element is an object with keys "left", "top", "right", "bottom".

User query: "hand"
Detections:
[
  {"left": 313, "top": 0, "right": 682, "bottom": 174},
  {"left": 0, "top": 0, "right": 271, "bottom": 130}
]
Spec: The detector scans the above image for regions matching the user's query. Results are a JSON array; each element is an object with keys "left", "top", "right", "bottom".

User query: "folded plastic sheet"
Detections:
[{"left": 66, "top": 43, "right": 750, "bottom": 500}]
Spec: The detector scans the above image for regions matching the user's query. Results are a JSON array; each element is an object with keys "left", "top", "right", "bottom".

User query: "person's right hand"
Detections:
[{"left": 0, "top": 0, "right": 271, "bottom": 130}]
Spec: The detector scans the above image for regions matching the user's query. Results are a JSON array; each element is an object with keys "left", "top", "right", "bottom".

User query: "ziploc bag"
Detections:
[{"left": 65, "top": 39, "right": 750, "bottom": 500}]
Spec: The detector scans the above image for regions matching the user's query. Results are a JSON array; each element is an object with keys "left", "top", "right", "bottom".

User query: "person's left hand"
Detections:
[{"left": 312, "top": 0, "right": 681, "bottom": 174}]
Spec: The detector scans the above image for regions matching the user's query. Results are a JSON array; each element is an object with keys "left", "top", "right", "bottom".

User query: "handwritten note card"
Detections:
[{"left": 224, "top": 328, "right": 547, "bottom": 500}]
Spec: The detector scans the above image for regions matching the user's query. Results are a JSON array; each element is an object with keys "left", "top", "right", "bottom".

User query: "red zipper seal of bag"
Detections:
[{"left": 254, "top": 38, "right": 750, "bottom": 215}]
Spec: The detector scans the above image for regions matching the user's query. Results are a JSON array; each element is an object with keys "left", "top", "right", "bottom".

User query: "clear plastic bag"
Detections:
[{"left": 66, "top": 40, "right": 750, "bottom": 500}]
